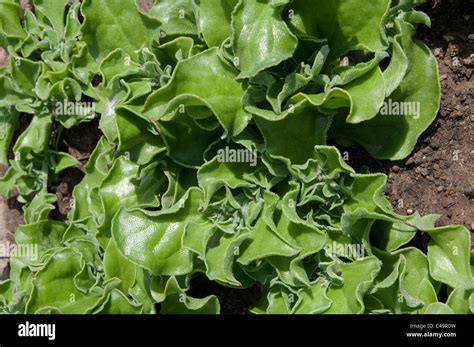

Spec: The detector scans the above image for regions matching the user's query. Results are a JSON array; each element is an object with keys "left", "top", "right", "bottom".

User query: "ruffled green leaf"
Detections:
[
  {"left": 232, "top": 0, "right": 298, "bottom": 79},
  {"left": 287, "top": 0, "right": 389, "bottom": 60},
  {"left": 199, "top": 0, "right": 238, "bottom": 47},
  {"left": 426, "top": 226, "right": 473, "bottom": 288},
  {"left": 112, "top": 188, "right": 204, "bottom": 276},
  {"left": 323, "top": 257, "right": 381, "bottom": 314},
  {"left": 81, "top": 0, "right": 162, "bottom": 60},
  {"left": 144, "top": 48, "right": 249, "bottom": 136}
]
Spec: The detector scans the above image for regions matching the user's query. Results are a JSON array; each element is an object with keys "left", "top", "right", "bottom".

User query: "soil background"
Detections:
[
  {"left": 346, "top": 0, "right": 474, "bottom": 249},
  {"left": 0, "top": 0, "right": 472, "bottom": 313}
]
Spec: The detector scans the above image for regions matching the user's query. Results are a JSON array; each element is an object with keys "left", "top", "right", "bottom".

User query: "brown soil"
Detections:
[
  {"left": 188, "top": 276, "right": 262, "bottom": 315},
  {"left": 0, "top": 120, "right": 101, "bottom": 279},
  {"left": 346, "top": 0, "right": 473, "bottom": 250},
  {"left": 50, "top": 119, "right": 102, "bottom": 220},
  {"left": 0, "top": 165, "right": 23, "bottom": 279}
]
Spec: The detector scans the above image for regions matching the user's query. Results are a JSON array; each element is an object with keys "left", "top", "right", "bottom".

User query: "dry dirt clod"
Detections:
[
  {"left": 444, "top": 184, "right": 454, "bottom": 197},
  {"left": 0, "top": 173, "right": 23, "bottom": 279},
  {"left": 430, "top": 139, "right": 442, "bottom": 150},
  {"left": 20, "top": 0, "right": 33, "bottom": 10},
  {"left": 0, "top": 48, "right": 8, "bottom": 67},
  {"left": 433, "top": 47, "right": 443, "bottom": 56},
  {"left": 463, "top": 54, "right": 474, "bottom": 66},
  {"left": 138, "top": 0, "right": 154, "bottom": 13}
]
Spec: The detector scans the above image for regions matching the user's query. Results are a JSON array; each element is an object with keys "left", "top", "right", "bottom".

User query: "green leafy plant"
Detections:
[{"left": 0, "top": 0, "right": 472, "bottom": 314}]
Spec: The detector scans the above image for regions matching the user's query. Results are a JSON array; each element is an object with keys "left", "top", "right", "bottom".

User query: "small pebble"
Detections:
[
  {"left": 430, "top": 140, "right": 441, "bottom": 150},
  {"left": 414, "top": 157, "right": 423, "bottom": 165},
  {"left": 437, "top": 186, "right": 444, "bottom": 192},
  {"left": 440, "top": 108, "right": 449, "bottom": 117},
  {"left": 468, "top": 34, "right": 474, "bottom": 40},
  {"left": 407, "top": 209, "right": 413, "bottom": 214},
  {"left": 392, "top": 165, "right": 400, "bottom": 173}
]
